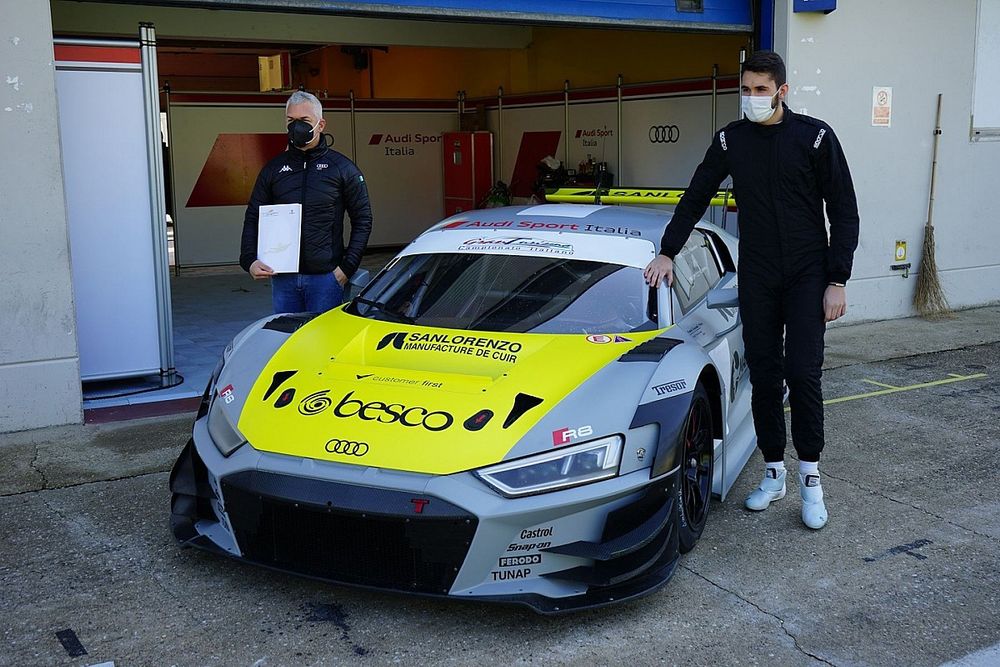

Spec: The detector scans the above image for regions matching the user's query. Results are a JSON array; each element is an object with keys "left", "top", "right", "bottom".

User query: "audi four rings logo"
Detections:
[
  {"left": 649, "top": 125, "right": 681, "bottom": 144},
  {"left": 325, "top": 438, "right": 369, "bottom": 456}
]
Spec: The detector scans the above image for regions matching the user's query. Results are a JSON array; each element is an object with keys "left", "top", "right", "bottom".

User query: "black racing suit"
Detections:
[
  {"left": 660, "top": 105, "right": 860, "bottom": 463},
  {"left": 240, "top": 141, "right": 373, "bottom": 278}
]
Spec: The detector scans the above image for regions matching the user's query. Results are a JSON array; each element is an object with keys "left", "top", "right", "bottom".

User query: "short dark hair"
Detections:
[{"left": 742, "top": 51, "right": 786, "bottom": 88}]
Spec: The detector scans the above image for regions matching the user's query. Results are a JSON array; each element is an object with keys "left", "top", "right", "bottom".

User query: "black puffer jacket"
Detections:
[
  {"left": 660, "top": 106, "right": 859, "bottom": 284},
  {"left": 240, "top": 141, "right": 373, "bottom": 276}
]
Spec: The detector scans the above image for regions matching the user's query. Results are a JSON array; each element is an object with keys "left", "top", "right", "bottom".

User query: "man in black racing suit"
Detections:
[
  {"left": 240, "top": 90, "right": 373, "bottom": 314},
  {"left": 645, "top": 51, "right": 860, "bottom": 530}
]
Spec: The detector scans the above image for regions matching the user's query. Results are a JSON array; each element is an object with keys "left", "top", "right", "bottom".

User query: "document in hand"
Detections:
[{"left": 257, "top": 203, "right": 302, "bottom": 273}]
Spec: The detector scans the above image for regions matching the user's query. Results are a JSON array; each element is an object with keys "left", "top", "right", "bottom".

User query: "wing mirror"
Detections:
[
  {"left": 706, "top": 272, "right": 739, "bottom": 310},
  {"left": 344, "top": 268, "right": 372, "bottom": 303}
]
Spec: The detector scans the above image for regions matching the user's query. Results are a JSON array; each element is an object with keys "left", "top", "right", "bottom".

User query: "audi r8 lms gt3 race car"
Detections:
[{"left": 169, "top": 204, "right": 756, "bottom": 613}]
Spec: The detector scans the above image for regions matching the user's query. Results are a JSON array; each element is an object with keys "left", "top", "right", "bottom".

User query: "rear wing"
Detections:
[{"left": 546, "top": 187, "right": 737, "bottom": 209}]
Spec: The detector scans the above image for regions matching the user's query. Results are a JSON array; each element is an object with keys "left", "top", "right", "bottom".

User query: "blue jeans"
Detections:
[{"left": 271, "top": 272, "right": 344, "bottom": 314}]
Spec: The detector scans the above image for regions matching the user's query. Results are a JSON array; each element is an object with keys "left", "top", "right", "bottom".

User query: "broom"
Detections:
[{"left": 914, "top": 93, "right": 953, "bottom": 319}]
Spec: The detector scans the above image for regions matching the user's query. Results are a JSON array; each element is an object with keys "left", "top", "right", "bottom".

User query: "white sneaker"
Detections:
[
  {"left": 800, "top": 473, "right": 828, "bottom": 529},
  {"left": 745, "top": 468, "right": 786, "bottom": 511}
]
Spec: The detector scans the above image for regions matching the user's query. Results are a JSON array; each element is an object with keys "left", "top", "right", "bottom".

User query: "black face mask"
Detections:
[{"left": 287, "top": 119, "right": 317, "bottom": 149}]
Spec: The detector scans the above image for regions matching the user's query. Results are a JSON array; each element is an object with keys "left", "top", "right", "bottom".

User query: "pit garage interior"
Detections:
[{"left": 51, "top": 0, "right": 762, "bottom": 415}]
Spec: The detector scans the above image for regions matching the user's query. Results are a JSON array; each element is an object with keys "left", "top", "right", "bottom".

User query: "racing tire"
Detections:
[{"left": 677, "top": 382, "right": 714, "bottom": 554}]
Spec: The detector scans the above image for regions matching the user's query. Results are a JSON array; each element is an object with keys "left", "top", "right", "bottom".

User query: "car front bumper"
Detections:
[{"left": 170, "top": 418, "right": 681, "bottom": 614}]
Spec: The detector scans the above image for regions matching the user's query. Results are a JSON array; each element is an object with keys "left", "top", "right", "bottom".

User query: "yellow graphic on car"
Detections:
[{"left": 238, "top": 308, "right": 666, "bottom": 475}]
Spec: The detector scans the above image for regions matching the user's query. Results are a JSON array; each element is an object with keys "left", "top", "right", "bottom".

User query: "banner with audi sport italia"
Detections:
[
  {"left": 353, "top": 109, "right": 458, "bottom": 245},
  {"left": 168, "top": 94, "right": 456, "bottom": 266},
  {"left": 485, "top": 78, "right": 738, "bottom": 195}
]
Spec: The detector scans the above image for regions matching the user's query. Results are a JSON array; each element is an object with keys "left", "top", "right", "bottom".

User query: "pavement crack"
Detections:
[
  {"left": 682, "top": 564, "right": 837, "bottom": 666},
  {"left": 819, "top": 470, "right": 1000, "bottom": 544},
  {"left": 28, "top": 444, "right": 49, "bottom": 490},
  {"left": 0, "top": 469, "right": 169, "bottom": 499},
  {"left": 34, "top": 491, "right": 206, "bottom": 626}
]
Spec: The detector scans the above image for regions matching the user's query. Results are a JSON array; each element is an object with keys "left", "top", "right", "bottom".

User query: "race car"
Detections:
[{"left": 169, "top": 203, "right": 756, "bottom": 613}]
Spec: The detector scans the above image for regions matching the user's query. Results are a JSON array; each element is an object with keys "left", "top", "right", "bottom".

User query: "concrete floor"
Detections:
[{"left": 3, "top": 306, "right": 998, "bottom": 666}]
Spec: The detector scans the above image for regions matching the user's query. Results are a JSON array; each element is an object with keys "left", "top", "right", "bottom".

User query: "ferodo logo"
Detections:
[{"left": 298, "top": 389, "right": 454, "bottom": 431}]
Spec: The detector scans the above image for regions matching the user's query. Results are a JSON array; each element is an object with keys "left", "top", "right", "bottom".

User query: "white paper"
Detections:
[{"left": 257, "top": 203, "right": 301, "bottom": 273}]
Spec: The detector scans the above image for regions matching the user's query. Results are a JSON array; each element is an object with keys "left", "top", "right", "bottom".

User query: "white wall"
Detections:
[
  {"left": 0, "top": 0, "right": 82, "bottom": 431},
  {"left": 774, "top": 0, "right": 1000, "bottom": 322}
]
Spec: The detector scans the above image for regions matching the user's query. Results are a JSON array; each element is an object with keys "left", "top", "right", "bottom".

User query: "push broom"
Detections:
[{"left": 914, "top": 93, "right": 953, "bottom": 319}]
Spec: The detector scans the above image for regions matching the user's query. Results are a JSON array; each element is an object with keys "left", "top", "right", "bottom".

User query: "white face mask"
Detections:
[{"left": 742, "top": 91, "right": 780, "bottom": 123}]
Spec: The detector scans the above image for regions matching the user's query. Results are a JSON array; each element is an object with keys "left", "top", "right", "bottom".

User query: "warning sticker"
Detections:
[{"left": 872, "top": 87, "right": 892, "bottom": 127}]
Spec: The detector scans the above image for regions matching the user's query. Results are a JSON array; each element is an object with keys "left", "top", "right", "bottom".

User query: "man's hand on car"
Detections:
[{"left": 644, "top": 254, "right": 674, "bottom": 287}]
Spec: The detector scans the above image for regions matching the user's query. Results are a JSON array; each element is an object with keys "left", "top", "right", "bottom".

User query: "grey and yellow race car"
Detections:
[{"left": 169, "top": 203, "right": 755, "bottom": 613}]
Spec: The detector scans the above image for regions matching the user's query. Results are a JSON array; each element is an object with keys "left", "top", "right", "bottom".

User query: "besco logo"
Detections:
[
  {"left": 649, "top": 125, "right": 681, "bottom": 144},
  {"left": 325, "top": 438, "right": 369, "bottom": 456},
  {"left": 334, "top": 391, "right": 454, "bottom": 431},
  {"left": 299, "top": 390, "right": 454, "bottom": 431}
]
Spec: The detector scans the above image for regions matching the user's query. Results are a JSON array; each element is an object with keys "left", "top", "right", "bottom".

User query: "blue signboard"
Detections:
[
  {"left": 176, "top": 0, "right": 752, "bottom": 30},
  {"left": 793, "top": 0, "right": 836, "bottom": 13}
]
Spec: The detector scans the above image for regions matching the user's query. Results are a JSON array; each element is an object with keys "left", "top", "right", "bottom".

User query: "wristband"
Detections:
[{"left": 828, "top": 282, "right": 845, "bottom": 287}]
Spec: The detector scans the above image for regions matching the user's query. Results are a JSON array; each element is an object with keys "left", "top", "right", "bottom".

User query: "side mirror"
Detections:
[
  {"left": 706, "top": 272, "right": 739, "bottom": 309},
  {"left": 707, "top": 287, "right": 738, "bottom": 309},
  {"left": 344, "top": 268, "right": 372, "bottom": 303}
]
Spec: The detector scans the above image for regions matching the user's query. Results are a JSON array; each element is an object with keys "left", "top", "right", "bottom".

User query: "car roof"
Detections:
[{"left": 425, "top": 204, "right": 674, "bottom": 245}]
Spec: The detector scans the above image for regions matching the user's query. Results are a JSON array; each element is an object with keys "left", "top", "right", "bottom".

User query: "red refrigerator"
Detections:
[{"left": 443, "top": 131, "right": 494, "bottom": 216}]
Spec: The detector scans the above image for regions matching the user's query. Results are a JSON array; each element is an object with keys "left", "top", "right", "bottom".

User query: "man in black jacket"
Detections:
[
  {"left": 240, "top": 90, "right": 373, "bottom": 313},
  {"left": 644, "top": 51, "right": 860, "bottom": 530}
]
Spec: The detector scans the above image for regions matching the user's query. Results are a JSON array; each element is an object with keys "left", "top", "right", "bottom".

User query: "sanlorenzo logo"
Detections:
[
  {"left": 324, "top": 438, "right": 369, "bottom": 456},
  {"left": 649, "top": 125, "right": 681, "bottom": 144}
]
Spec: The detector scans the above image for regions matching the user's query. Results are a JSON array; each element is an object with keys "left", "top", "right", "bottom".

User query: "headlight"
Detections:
[
  {"left": 475, "top": 435, "right": 623, "bottom": 497},
  {"left": 207, "top": 393, "right": 247, "bottom": 457}
]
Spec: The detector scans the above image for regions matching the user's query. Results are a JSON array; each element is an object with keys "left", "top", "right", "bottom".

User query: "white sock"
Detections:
[
  {"left": 799, "top": 461, "right": 820, "bottom": 486},
  {"left": 765, "top": 461, "right": 785, "bottom": 479}
]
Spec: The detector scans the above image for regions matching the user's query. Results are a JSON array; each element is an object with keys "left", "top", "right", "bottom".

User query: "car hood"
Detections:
[{"left": 237, "top": 308, "right": 664, "bottom": 475}]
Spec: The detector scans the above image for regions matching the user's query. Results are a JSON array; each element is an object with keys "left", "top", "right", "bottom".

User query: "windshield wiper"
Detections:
[{"left": 353, "top": 296, "right": 416, "bottom": 324}]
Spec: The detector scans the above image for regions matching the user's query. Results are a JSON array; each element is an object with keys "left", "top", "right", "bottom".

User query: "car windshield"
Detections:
[{"left": 347, "top": 252, "right": 653, "bottom": 334}]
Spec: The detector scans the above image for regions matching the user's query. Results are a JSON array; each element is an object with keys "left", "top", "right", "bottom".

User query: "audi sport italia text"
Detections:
[{"left": 170, "top": 203, "right": 756, "bottom": 614}]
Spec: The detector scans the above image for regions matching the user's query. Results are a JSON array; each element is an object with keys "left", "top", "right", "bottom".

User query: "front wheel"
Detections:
[{"left": 677, "top": 382, "right": 714, "bottom": 553}]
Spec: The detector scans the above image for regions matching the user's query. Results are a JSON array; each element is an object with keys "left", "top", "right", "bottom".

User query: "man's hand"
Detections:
[
  {"left": 643, "top": 255, "right": 674, "bottom": 287},
  {"left": 334, "top": 267, "right": 348, "bottom": 286},
  {"left": 249, "top": 260, "right": 274, "bottom": 280},
  {"left": 823, "top": 285, "right": 847, "bottom": 322}
]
